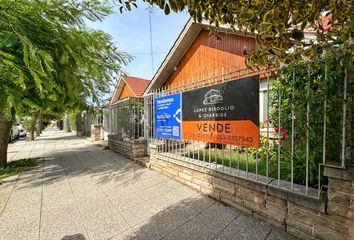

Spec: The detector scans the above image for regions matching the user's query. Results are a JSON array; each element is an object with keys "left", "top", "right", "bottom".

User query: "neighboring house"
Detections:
[
  {"left": 110, "top": 76, "right": 150, "bottom": 105},
  {"left": 104, "top": 75, "right": 150, "bottom": 158},
  {"left": 104, "top": 76, "right": 150, "bottom": 141}
]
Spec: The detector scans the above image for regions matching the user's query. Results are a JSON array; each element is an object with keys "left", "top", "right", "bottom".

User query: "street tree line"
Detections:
[{"left": 0, "top": 0, "right": 131, "bottom": 166}]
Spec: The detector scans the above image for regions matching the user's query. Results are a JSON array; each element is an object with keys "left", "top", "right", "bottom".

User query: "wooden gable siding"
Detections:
[
  {"left": 118, "top": 83, "right": 135, "bottom": 100},
  {"left": 162, "top": 29, "right": 256, "bottom": 89}
]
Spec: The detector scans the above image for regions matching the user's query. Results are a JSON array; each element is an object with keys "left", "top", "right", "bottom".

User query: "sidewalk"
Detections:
[{"left": 1, "top": 128, "right": 295, "bottom": 240}]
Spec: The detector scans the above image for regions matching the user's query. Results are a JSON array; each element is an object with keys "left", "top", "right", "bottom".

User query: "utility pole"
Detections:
[{"left": 147, "top": 5, "right": 154, "bottom": 75}]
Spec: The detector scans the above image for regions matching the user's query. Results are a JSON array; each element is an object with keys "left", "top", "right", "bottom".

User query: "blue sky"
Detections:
[{"left": 87, "top": 1, "right": 189, "bottom": 81}]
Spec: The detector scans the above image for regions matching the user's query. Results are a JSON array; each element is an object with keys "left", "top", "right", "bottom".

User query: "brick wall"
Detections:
[
  {"left": 146, "top": 144, "right": 352, "bottom": 240},
  {"left": 108, "top": 136, "right": 146, "bottom": 159}
]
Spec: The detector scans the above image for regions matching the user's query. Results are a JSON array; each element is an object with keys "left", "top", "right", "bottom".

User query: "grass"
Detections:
[
  {"left": 190, "top": 149, "right": 272, "bottom": 176},
  {"left": 188, "top": 148, "right": 318, "bottom": 187},
  {"left": 0, "top": 158, "right": 38, "bottom": 184}
]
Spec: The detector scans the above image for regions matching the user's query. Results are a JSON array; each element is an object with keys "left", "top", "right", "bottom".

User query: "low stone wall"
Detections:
[
  {"left": 324, "top": 166, "right": 354, "bottom": 239},
  {"left": 91, "top": 124, "right": 102, "bottom": 141},
  {"left": 76, "top": 131, "right": 84, "bottom": 137},
  {"left": 108, "top": 136, "right": 146, "bottom": 159},
  {"left": 147, "top": 144, "right": 352, "bottom": 240}
]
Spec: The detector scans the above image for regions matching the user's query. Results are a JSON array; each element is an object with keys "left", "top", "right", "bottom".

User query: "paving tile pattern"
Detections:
[{"left": 1, "top": 128, "right": 296, "bottom": 240}]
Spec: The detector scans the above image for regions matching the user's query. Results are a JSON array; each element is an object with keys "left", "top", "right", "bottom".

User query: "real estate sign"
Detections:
[
  {"left": 181, "top": 76, "right": 260, "bottom": 148},
  {"left": 154, "top": 93, "right": 182, "bottom": 140}
]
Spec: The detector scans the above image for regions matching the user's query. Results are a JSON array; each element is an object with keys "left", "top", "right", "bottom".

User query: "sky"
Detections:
[{"left": 87, "top": 1, "right": 190, "bottom": 82}]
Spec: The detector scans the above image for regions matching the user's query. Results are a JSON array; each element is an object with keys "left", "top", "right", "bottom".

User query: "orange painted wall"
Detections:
[
  {"left": 162, "top": 30, "right": 256, "bottom": 90},
  {"left": 118, "top": 83, "right": 135, "bottom": 100}
]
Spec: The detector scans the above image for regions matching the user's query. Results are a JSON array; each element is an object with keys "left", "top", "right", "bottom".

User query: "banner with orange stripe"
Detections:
[{"left": 181, "top": 76, "right": 260, "bottom": 148}]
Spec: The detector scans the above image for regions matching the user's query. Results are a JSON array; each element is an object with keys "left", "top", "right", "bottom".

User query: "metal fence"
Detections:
[
  {"left": 144, "top": 63, "right": 350, "bottom": 199},
  {"left": 93, "top": 110, "right": 103, "bottom": 125},
  {"left": 108, "top": 97, "right": 144, "bottom": 141},
  {"left": 76, "top": 109, "right": 103, "bottom": 137},
  {"left": 102, "top": 107, "right": 111, "bottom": 134},
  {"left": 76, "top": 111, "right": 92, "bottom": 136}
]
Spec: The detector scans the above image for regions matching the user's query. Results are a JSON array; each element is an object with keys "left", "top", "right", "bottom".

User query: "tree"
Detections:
[
  {"left": 0, "top": 0, "right": 131, "bottom": 166},
  {"left": 122, "top": 0, "right": 353, "bottom": 66}
]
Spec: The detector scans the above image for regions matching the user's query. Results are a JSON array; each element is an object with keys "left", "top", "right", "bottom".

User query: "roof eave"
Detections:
[
  {"left": 122, "top": 77, "right": 138, "bottom": 98},
  {"left": 143, "top": 19, "right": 256, "bottom": 95},
  {"left": 144, "top": 18, "right": 202, "bottom": 95}
]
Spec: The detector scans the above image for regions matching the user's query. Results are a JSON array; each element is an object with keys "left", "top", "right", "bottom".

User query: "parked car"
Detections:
[
  {"left": 8, "top": 125, "right": 20, "bottom": 142},
  {"left": 16, "top": 123, "right": 26, "bottom": 137}
]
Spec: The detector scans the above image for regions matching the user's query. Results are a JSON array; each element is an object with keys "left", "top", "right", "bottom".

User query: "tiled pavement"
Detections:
[{"left": 1, "top": 128, "right": 295, "bottom": 240}]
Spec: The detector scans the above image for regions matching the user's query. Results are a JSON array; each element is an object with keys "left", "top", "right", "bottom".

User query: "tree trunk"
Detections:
[
  {"left": 0, "top": 108, "right": 14, "bottom": 167},
  {"left": 40, "top": 121, "right": 43, "bottom": 134},
  {"left": 36, "top": 122, "right": 40, "bottom": 137},
  {"left": 63, "top": 112, "right": 71, "bottom": 132},
  {"left": 36, "top": 112, "right": 42, "bottom": 137},
  {"left": 29, "top": 128, "right": 35, "bottom": 141},
  {"left": 30, "top": 122, "right": 36, "bottom": 140},
  {"left": 29, "top": 113, "right": 38, "bottom": 141}
]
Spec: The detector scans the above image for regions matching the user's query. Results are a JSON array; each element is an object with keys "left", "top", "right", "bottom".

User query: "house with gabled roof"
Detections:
[
  {"left": 142, "top": 19, "right": 262, "bottom": 149},
  {"left": 104, "top": 75, "right": 150, "bottom": 158},
  {"left": 110, "top": 76, "right": 150, "bottom": 105},
  {"left": 142, "top": 18, "right": 320, "bottom": 152}
]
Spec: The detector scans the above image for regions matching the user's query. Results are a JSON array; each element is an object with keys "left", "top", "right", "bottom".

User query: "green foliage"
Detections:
[
  {"left": 68, "top": 110, "right": 83, "bottom": 131},
  {"left": 112, "top": 98, "right": 144, "bottom": 140},
  {"left": 0, "top": 0, "right": 131, "bottom": 121},
  {"left": 190, "top": 141, "right": 317, "bottom": 186},
  {"left": 0, "top": 158, "right": 38, "bottom": 184},
  {"left": 121, "top": 0, "right": 353, "bottom": 67},
  {"left": 268, "top": 50, "right": 349, "bottom": 186},
  {"left": 23, "top": 119, "right": 35, "bottom": 132},
  {"left": 191, "top": 147, "right": 285, "bottom": 184}
]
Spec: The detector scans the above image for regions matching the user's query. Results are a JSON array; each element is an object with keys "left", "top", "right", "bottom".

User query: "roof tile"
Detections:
[{"left": 123, "top": 76, "right": 150, "bottom": 98}]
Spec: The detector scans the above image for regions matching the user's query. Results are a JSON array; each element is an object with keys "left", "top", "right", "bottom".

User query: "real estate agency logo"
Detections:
[{"left": 203, "top": 89, "right": 223, "bottom": 105}]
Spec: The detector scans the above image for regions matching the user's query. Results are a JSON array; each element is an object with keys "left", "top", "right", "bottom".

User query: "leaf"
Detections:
[
  {"left": 31, "top": 72, "right": 43, "bottom": 96},
  {"left": 177, "top": 1, "right": 185, "bottom": 11},
  {"left": 262, "top": 9, "right": 274, "bottom": 22},
  {"left": 59, "top": 50, "right": 69, "bottom": 65},
  {"left": 164, "top": 4, "right": 170, "bottom": 15},
  {"left": 169, "top": 0, "right": 177, "bottom": 12},
  {"left": 16, "top": 69, "right": 26, "bottom": 90},
  {"left": 259, "top": 22, "right": 272, "bottom": 35},
  {"left": 0, "top": 50, "right": 15, "bottom": 60},
  {"left": 157, "top": 0, "right": 164, "bottom": 9},
  {"left": 22, "top": 98, "right": 40, "bottom": 110},
  {"left": 18, "top": 35, "right": 31, "bottom": 67},
  {"left": 2, "top": 59, "right": 14, "bottom": 66},
  {"left": 240, "top": 7, "right": 254, "bottom": 21},
  {"left": 125, "top": 2, "right": 131, "bottom": 11}
]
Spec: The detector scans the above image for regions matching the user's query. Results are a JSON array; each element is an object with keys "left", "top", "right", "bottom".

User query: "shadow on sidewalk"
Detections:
[
  {"left": 62, "top": 233, "right": 86, "bottom": 240},
  {"left": 109, "top": 195, "right": 292, "bottom": 240},
  {"left": 10, "top": 141, "right": 147, "bottom": 191}
]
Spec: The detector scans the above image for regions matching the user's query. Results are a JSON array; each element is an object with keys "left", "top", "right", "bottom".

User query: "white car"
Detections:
[
  {"left": 16, "top": 123, "right": 26, "bottom": 137},
  {"left": 9, "top": 125, "right": 20, "bottom": 142}
]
